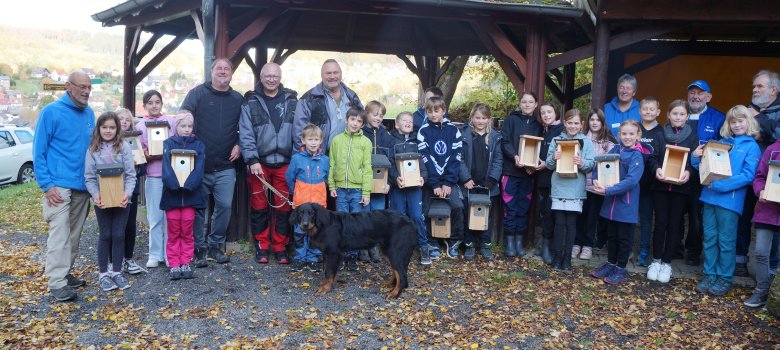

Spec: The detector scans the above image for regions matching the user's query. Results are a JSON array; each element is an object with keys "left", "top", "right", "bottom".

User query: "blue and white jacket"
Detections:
[
  {"left": 688, "top": 104, "right": 726, "bottom": 143},
  {"left": 417, "top": 119, "right": 463, "bottom": 189},
  {"left": 597, "top": 144, "right": 645, "bottom": 224},
  {"left": 691, "top": 135, "right": 760, "bottom": 215}
]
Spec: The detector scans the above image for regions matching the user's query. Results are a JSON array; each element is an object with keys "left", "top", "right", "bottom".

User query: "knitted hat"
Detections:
[{"left": 174, "top": 113, "right": 194, "bottom": 135}]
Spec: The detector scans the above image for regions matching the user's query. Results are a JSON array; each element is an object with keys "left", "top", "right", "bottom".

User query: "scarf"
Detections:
[{"left": 663, "top": 123, "right": 692, "bottom": 144}]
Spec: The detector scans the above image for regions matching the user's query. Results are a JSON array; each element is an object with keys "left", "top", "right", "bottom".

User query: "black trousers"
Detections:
[
  {"left": 537, "top": 187, "right": 554, "bottom": 240},
  {"left": 552, "top": 210, "right": 578, "bottom": 253},
  {"left": 683, "top": 173, "right": 703, "bottom": 257},
  {"left": 653, "top": 191, "right": 687, "bottom": 263},
  {"left": 607, "top": 220, "right": 635, "bottom": 268},
  {"left": 95, "top": 206, "right": 130, "bottom": 273}
]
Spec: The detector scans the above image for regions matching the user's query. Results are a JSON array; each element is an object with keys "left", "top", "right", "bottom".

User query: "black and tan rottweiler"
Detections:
[{"left": 290, "top": 203, "right": 416, "bottom": 299}]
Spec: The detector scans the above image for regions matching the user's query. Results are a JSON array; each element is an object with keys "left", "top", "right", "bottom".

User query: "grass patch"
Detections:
[
  {"left": 0, "top": 182, "right": 46, "bottom": 234},
  {"left": 482, "top": 270, "right": 525, "bottom": 286}
]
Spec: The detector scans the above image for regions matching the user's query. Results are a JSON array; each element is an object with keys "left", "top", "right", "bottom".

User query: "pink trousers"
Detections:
[{"left": 166, "top": 207, "right": 195, "bottom": 268}]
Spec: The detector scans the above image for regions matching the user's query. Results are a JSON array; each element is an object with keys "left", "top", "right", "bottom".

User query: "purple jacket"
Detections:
[{"left": 753, "top": 140, "right": 780, "bottom": 227}]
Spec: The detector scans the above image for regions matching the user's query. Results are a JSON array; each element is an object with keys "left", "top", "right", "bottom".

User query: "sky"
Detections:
[{"left": 0, "top": 0, "right": 125, "bottom": 33}]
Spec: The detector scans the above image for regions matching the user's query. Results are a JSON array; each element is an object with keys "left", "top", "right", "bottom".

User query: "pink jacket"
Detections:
[{"left": 753, "top": 140, "right": 780, "bottom": 228}]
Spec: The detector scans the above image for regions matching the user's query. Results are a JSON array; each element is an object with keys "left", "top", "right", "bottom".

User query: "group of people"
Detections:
[{"left": 32, "top": 60, "right": 780, "bottom": 310}]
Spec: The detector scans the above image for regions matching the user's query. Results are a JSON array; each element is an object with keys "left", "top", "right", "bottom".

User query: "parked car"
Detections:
[{"left": 0, "top": 124, "right": 35, "bottom": 185}]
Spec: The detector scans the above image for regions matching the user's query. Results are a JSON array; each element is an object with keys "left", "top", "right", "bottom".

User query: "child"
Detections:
[
  {"left": 160, "top": 112, "right": 206, "bottom": 280},
  {"left": 647, "top": 100, "right": 699, "bottom": 283},
  {"left": 116, "top": 108, "right": 146, "bottom": 274},
  {"left": 135, "top": 90, "right": 175, "bottom": 268},
  {"left": 536, "top": 102, "right": 564, "bottom": 264},
  {"left": 545, "top": 109, "right": 595, "bottom": 270},
  {"left": 328, "top": 107, "right": 373, "bottom": 271},
  {"left": 636, "top": 97, "right": 664, "bottom": 266},
  {"left": 287, "top": 124, "right": 329, "bottom": 272},
  {"left": 574, "top": 108, "right": 616, "bottom": 261},
  {"left": 418, "top": 97, "right": 465, "bottom": 259},
  {"left": 84, "top": 111, "right": 136, "bottom": 291},
  {"left": 389, "top": 112, "right": 431, "bottom": 264},
  {"left": 691, "top": 105, "right": 760, "bottom": 296},
  {"left": 460, "top": 103, "right": 502, "bottom": 261},
  {"left": 590, "top": 120, "right": 645, "bottom": 284},
  {"left": 500, "top": 92, "right": 544, "bottom": 257},
  {"left": 745, "top": 123, "right": 780, "bottom": 307},
  {"left": 360, "top": 100, "right": 395, "bottom": 263}
]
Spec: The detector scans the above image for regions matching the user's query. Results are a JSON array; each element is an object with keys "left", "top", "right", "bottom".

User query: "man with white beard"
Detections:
[{"left": 751, "top": 70, "right": 780, "bottom": 150}]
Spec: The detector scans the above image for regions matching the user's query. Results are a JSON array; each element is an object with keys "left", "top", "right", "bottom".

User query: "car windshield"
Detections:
[{"left": 14, "top": 130, "right": 33, "bottom": 144}]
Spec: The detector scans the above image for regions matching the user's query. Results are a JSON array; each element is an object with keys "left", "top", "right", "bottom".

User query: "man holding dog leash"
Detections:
[{"left": 239, "top": 62, "right": 299, "bottom": 265}]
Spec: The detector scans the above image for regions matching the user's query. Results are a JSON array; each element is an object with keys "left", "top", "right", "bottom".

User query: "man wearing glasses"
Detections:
[
  {"left": 238, "top": 63, "right": 298, "bottom": 265},
  {"left": 33, "top": 71, "right": 95, "bottom": 302}
]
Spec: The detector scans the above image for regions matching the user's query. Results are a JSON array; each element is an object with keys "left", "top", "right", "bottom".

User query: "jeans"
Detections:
[
  {"left": 144, "top": 176, "right": 167, "bottom": 262},
  {"left": 575, "top": 192, "right": 603, "bottom": 247},
  {"left": 369, "top": 194, "right": 386, "bottom": 210},
  {"left": 701, "top": 204, "right": 738, "bottom": 282},
  {"left": 389, "top": 187, "right": 427, "bottom": 248},
  {"left": 638, "top": 191, "right": 654, "bottom": 252},
  {"left": 336, "top": 188, "right": 368, "bottom": 258},
  {"left": 43, "top": 188, "right": 91, "bottom": 289},
  {"left": 754, "top": 228, "right": 780, "bottom": 290},
  {"left": 166, "top": 207, "right": 195, "bottom": 268},
  {"left": 194, "top": 168, "right": 236, "bottom": 250},
  {"left": 501, "top": 175, "right": 532, "bottom": 235},
  {"left": 293, "top": 226, "right": 321, "bottom": 263},
  {"left": 95, "top": 206, "right": 130, "bottom": 274}
]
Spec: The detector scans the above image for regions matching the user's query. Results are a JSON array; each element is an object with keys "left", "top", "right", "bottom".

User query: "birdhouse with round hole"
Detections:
[
  {"left": 171, "top": 149, "right": 196, "bottom": 187},
  {"left": 661, "top": 145, "right": 690, "bottom": 184},
  {"left": 96, "top": 163, "right": 124, "bottom": 208},
  {"left": 428, "top": 198, "right": 451, "bottom": 238},
  {"left": 371, "top": 154, "right": 391, "bottom": 194},
  {"left": 763, "top": 159, "right": 780, "bottom": 203},
  {"left": 146, "top": 120, "right": 169, "bottom": 156},
  {"left": 595, "top": 154, "right": 621, "bottom": 188},
  {"left": 699, "top": 141, "right": 733, "bottom": 185},
  {"left": 394, "top": 143, "right": 422, "bottom": 188},
  {"left": 518, "top": 135, "right": 544, "bottom": 167},
  {"left": 556, "top": 140, "right": 581, "bottom": 178},
  {"left": 467, "top": 188, "right": 491, "bottom": 231},
  {"left": 122, "top": 130, "right": 147, "bottom": 166}
]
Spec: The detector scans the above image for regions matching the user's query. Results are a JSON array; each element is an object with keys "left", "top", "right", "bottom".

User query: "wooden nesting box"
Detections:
[
  {"left": 122, "top": 130, "right": 147, "bottom": 166},
  {"left": 96, "top": 163, "right": 125, "bottom": 208},
  {"left": 171, "top": 149, "right": 196, "bottom": 187},
  {"left": 660, "top": 145, "right": 690, "bottom": 184},
  {"left": 428, "top": 198, "right": 451, "bottom": 238},
  {"left": 556, "top": 140, "right": 581, "bottom": 178},
  {"left": 394, "top": 143, "right": 422, "bottom": 187},
  {"left": 146, "top": 120, "right": 169, "bottom": 156},
  {"left": 763, "top": 160, "right": 780, "bottom": 203},
  {"left": 518, "top": 135, "right": 544, "bottom": 167},
  {"left": 700, "top": 141, "right": 733, "bottom": 185},
  {"left": 595, "top": 154, "right": 621, "bottom": 188},
  {"left": 467, "top": 189, "right": 491, "bottom": 231},
  {"left": 371, "top": 154, "right": 391, "bottom": 194}
]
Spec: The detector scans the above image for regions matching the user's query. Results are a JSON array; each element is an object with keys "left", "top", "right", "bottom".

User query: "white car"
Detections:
[{"left": 0, "top": 124, "right": 35, "bottom": 185}]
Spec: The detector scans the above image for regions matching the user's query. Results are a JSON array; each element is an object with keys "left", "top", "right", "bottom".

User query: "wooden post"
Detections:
[
  {"left": 170, "top": 149, "right": 196, "bottom": 187},
  {"left": 591, "top": 21, "right": 610, "bottom": 110},
  {"left": 123, "top": 26, "right": 139, "bottom": 112},
  {"left": 519, "top": 135, "right": 544, "bottom": 167},
  {"left": 371, "top": 154, "right": 391, "bottom": 194},
  {"left": 661, "top": 145, "right": 690, "bottom": 184},
  {"left": 122, "top": 131, "right": 147, "bottom": 166},
  {"left": 595, "top": 154, "right": 620, "bottom": 187},
  {"left": 556, "top": 140, "right": 581, "bottom": 178},
  {"left": 96, "top": 164, "right": 125, "bottom": 208},
  {"left": 699, "top": 141, "right": 732, "bottom": 185}
]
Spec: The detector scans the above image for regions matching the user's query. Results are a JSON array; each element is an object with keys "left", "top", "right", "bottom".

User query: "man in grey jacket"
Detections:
[
  {"left": 292, "top": 59, "right": 363, "bottom": 154},
  {"left": 239, "top": 63, "right": 298, "bottom": 265}
]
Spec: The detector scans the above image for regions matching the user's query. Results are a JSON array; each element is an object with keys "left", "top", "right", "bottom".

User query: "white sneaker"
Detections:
[
  {"left": 146, "top": 258, "right": 160, "bottom": 268},
  {"left": 657, "top": 263, "right": 672, "bottom": 283},
  {"left": 571, "top": 245, "right": 581, "bottom": 259},
  {"left": 647, "top": 260, "right": 661, "bottom": 281}
]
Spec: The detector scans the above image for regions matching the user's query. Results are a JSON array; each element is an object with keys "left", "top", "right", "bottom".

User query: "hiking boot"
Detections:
[
  {"left": 571, "top": 245, "right": 581, "bottom": 259},
  {"left": 51, "top": 285, "right": 77, "bottom": 302},
  {"left": 446, "top": 240, "right": 462, "bottom": 259},
  {"left": 66, "top": 274, "right": 85, "bottom": 288},
  {"left": 256, "top": 249, "right": 269, "bottom": 264},
  {"left": 734, "top": 262, "right": 749, "bottom": 277},
  {"left": 696, "top": 275, "right": 716, "bottom": 294},
  {"left": 169, "top": 266, "right": 182, "bottom": 280},
  {"left": 208, "top": 248, "right": 230, "bottom": 264},
  {"left": 637, "top": 249, "right": 649, "bottom": 267},
  {"left": 420, "top": 246, "right": 432, "bottom": 265},
  {"left": 744, "top": 289, "right": 768, "bottom": 308},
  {"left": 591, "top": 262, "right": 616, "bottom": 279},
  {"left": 504, "top": 235, "right": 517, "bottom": 257},
  {"left": 604, "top": 267, "right": 628, "bottom": 285},
  {"left": 123, "top": 259, "right": 144, "bottom": 275},
  {"left": 358, "top": 249, "right": 371, "bottom": 263},
  {"left": 427, "top": 244, "right": 441, "bottom": 260},
  {"left": 112, "top": 273, "right": 130, "bottom": 290},
  {"left": 193, "top": 248, "right": 208, "bottom": 268},
  {"left": 100, "top": 275, "right": 118, "bottom": 291},
  {"left": 480, "top": 243, "right": 494, "bottom": 261},
  {"left": 180, "top": 264, "right": 194, "bottom": 279},
  {"left": 464, "top": 242, "right": 476, "bottom": 261},
  {"left": 345, "top": 256, "right": 359, "bottom": 271},
  {"left": 708, "top": 278, "right": 732, "bottom": 296},
  {"left": 369, "top": 246, "right": 382, "bottom": 263},
  {"left": 276, "top": 251, "right": 289, "bottom": 264},
  {"left": 647, "top": 259, "right": 662, "bottom": 281},
  {"left": 579, "top": 246, "right": 593, "bottom": 260}
]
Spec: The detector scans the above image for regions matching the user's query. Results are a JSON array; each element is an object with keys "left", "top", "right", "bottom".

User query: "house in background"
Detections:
[
  {"left": 0, "top": 76, "right": 10, "bottom": 90},
  {"left": 30, "top": 68, "right": 50, "bottom": 79},
  {"left": 82, "top": 68, "right": 97, "bottom": 79}
]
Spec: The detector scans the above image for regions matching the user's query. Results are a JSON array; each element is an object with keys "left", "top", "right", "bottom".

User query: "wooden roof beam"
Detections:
[
  {"left": 114, "top": 0, "right": 200, "bottom": 28},
  {"left": 547, "top": 27, "right": 671, "bottom": 70},
  {"left": 470, "top": 21, "right": 524, "bottom": 92},
  {"left": 227, "top": 7, "right": 285, "bottom": 62},
  {"left": 137, "top": 30, "right": 194, "bottom": 80},
  {"left": 474, "top": 20, "right": 528, "bottom": 78}
]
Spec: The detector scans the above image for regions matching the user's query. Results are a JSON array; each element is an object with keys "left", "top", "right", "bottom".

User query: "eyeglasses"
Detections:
[
  {"left": 262, "top": 75, "right": 281, "bottom": 81},
  {"left": 68, "top": 81, "right": 92, "bottom": 91}
]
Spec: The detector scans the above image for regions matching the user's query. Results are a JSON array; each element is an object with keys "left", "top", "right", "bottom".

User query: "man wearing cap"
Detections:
[{"left": 682, "top": 79, "right": 726, "bottom": 267}]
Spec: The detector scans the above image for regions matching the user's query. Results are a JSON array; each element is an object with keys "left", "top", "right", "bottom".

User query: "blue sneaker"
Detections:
[
  {"left": 708, "top": 278, "right": 732, "bottom": 296},
  {"left": 591, "top": 262, "right": 616, "bottom": 279},
  {"left": 695, "top": 275, "right": 716, "bottom": 293},
  {"left": 427, "top": 244, "right": 441, "bottom": 259},
  {"left": 637, "top": 249, "right": 649, "bottom": 267},
  {"left": 604, "top": 267, "right": 628, "bottom": 285}
]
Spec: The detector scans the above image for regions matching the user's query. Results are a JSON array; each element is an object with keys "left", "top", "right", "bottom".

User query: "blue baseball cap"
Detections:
[{"left": 688, "top": 80, "right": 711, "bottom": 93}]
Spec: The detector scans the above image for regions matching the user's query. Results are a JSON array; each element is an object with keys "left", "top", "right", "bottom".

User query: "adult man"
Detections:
[
  {"left": 239, "top": 63, "right": 297, "bottom": 265},
  {"left": 293, "top": 59, "right": 362, "bottom": 153},
  {"left": 604, "top": 74, "right": 642, "bottom": 136},
  {"left": 683, "top": 80, "right": 726, "bottom": 266},
  {"left": 180, "top": 58, "right": 244, "bottom": 266},
  {"left": 412, "top": 86, "right": 451, "bottom": 131},
  {"left": 33, "top": 71, "right": 95, "bottom": 301}
]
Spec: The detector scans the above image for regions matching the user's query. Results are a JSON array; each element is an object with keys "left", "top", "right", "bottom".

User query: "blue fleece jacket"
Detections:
[
  {"left": 598, "top": 144, "right": 645, "bottom": 224},
  {"left": 604, "top": 97, "right": 641, "bottom": 136},
  {"left": 691, "top": 135, "right": 760, "bottom": 215},
  {"left": 417, "top": 119, "right": 463, "bottom": 189},
  {"left": 688, "top": 105, "right": 726, "bottom": 142},
  {"left": 33, "top": 93, "right": 95, "bottom": 192}
]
